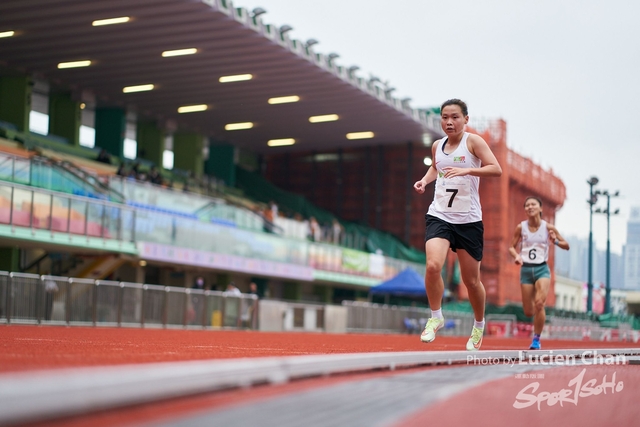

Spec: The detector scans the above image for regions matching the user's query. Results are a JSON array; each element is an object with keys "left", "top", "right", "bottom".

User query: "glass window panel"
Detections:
[
  {"left": 86, "top": 202, "right": 105, "bottom": 237},
  {"left": 11, "top": 188, "right": 33, "bottom": 227},
  {"left": 120, "top": 208, "right": 135, "bottom": 241},
  {"left": 69, "top": 199, "right": 88, "bottom": 235},
  {"left": 51, "top": 195, "right": 70, "bottom": 232},
  {"left": 0, "top": 183, "right": 11, "bottom": 224},
  {"left": 32, "top": 192, "right": 52, "bottom": 229}
]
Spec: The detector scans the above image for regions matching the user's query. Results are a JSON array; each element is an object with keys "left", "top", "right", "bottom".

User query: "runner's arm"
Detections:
[
  {"left": 465, "top": 134, "right": 502, "bottom": 177},
  {"left": 547, "top": 224, "right": 570, "bottom": 250},
  {"left": 414, "top": 140, "right": 440, "bottom": 193},
  {"left": 509, "top": 224, "right": 523, "bottom": 265}
]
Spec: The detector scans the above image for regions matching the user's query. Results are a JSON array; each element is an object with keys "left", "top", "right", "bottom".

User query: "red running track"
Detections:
[
  {"left": 394, "top": 364, "right": 640, "bottom": 427},
  {"left": 2, "top": 325, "right": 639, "bottom": 427},
  {"left": 2, "top": 325, "right": 638, "bottom": 373}
]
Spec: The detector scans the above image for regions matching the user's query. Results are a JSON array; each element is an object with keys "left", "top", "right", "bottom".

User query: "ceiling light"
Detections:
[
  {"left": 92, "top": 17, "right": 130, "bottom": 26},
  {"left": 178, "top": 104, "right": 208, "bottom": 113},
  {"left": 346, "top": 131, "right": 374, "bottom": 140},
  {"left": 309, "top": 114, "right": 339, "bottom": 123},
  {"left": 57, "top": 60, "right": 92, "bottom": 69},
  {"left": 268, "top": 138, "right": 295, "bottom": 147},
  {"left": 162, "top": 48, "right": 198, "bottom": 57},
  {"left": 268, "top": 95, "right": 300, "bottom": 104},
  {"left": 225, "top": 122, "right": 254, "bottom": 131},
  {"left": 0, "top": 31, "right": 15, "bottom": 38},
  {"left": 123, "top": 84, "right": 154, "bottom": 93},
  {"left": 219, "top": 74, "right": 253, "bottom": 83}
]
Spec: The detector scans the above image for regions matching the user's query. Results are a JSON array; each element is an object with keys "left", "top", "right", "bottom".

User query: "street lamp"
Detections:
[
  {"left": 594, "top": 190, "right": 620, "bottom": 314},
  {"left": 586, "top": 176, "right": 599, "bottom": 313}
]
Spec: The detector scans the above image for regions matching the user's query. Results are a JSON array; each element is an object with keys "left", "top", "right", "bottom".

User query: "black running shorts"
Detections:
[{"left": 424, "top": 214, "right": 484, "bottom": 261}]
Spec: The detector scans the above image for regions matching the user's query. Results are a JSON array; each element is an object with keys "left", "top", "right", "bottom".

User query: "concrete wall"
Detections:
[
  {"left": 554, "top": 275, "right": 584, "bottom": 311},
  {"left": 258, "top": 299, "right": 288, "bottom": 332},
  {"left": 258, "top": 300, "right": 348, "bottom": 333},
  {"left": 324, "top": 305, "right": 348, "bottom": 333}
]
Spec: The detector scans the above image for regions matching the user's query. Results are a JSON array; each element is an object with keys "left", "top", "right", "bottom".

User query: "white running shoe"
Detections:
[
  {"left": 466, "top": 326, "right": 484, "bottom": 351},
  {"left": 420, "top": 317, "right": 445, "bottom": 343}
]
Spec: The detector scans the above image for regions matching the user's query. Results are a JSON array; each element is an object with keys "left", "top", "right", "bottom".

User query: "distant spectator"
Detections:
[
  {"left": 127, "top": 168, "right": 137, "bottom": 180},
  {"left": 308, "top": 216, "right": 321, "bottom": 242},
  {"left": 116, "top": 163, "right": 127, "bottom": 177},
  {"left": 44, "top": 279, "right": 59, "bottom": 321},
  {"left": 148, "top": 166, "right": 163, "bottom": 186},
  {"left": 249, "top": 282, "right": 259, "bottom": 297},
  {"left": 131, "top": 162, "right": 143, "bottom": 181},
  {"left": 96, "top": 148, "right": 111, "bottom": 165},
  {"left": 269, "top": 200, "right": 279, "bottom": 219},
  {"left": 332, "top": 219, "right": 344, "bottom": 245},
  {"left": 244, "top": 282, "right": 260, "bottom": 329},
  {"left": 226, "top": 282, "right": 241, "bottom": 295},
  {"left": 263, "top": 204, "right": 274, "bottom": 233},
  {"left": 192, "top": 276, "right": 205, "bottom": 290}
]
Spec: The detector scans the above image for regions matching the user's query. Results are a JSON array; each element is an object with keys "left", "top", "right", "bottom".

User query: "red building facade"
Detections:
[{"left": 264, "top": 119, "right": 566, "bottom": 306}]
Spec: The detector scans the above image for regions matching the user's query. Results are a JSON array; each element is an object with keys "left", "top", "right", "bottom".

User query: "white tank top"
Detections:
[
  {"left": 520, "top": 220, "right": 549, "bottom": 264},
  {"left": 427, "top": 133, "right": 482, "bottom": 224}
]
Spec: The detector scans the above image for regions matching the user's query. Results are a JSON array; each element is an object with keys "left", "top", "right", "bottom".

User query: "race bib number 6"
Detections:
[{"left": 435, "top": 177, "right": 471, "bottom": 213}]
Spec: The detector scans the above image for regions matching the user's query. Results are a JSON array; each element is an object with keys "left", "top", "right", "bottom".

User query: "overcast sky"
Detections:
[{"left": 243, "top": 0, "right": 639, "bottom": 255}]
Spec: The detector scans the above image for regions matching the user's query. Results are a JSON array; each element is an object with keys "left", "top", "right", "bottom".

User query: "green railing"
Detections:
[{"left": 0, "top": 151, "right": 113, "bottom": 200}]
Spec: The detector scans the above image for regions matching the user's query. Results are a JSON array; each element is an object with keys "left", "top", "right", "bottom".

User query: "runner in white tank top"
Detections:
[
  {"left": 413, "top": 99, "right": 502, "bottom": 351},
  {"left": 519, "top": 219, "right": 550, "bottom": 264},
  {"left": 509, "top": 197, "right": 570, "bottom": 350},
  {"left": 427, "top": 132, "right": 482, "bottom": 224}
]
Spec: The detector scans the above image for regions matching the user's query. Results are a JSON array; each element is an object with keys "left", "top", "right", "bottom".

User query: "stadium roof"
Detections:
[{"left": 0, "top": 0, "right": 443, "bottom": 154}]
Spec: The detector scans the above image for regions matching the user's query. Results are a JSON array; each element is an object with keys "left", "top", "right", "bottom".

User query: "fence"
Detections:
[
  {"left": 341, "top": 301, "right": 640, "bottom": 342},
  {"left": 2, "top": 270, "right": 637, "bottom": 342},
  {"left": 0, "top": 271, "right": 258, "bottom": 329}
]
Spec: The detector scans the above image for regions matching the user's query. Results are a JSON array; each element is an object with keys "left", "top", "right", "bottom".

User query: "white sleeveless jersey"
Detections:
[
  {"left": 520, "top": 220, "right": 549, "bottom": 264},
  {"left": 427, "top": 133, "right": 482, "bottom": 224}
]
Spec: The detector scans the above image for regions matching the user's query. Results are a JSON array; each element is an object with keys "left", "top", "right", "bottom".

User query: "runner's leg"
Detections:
[
  {"left": 533, "top": 277, "right": 550, "bottom": 335},
  {"left": 457, "top": 249, "right": 485, "bottom": 322},
  {"left": 424, "top": 238, "right": 449, "bottom": 311}
]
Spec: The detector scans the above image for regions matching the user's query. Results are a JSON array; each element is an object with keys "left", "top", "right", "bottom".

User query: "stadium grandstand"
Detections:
[{"left": 0, "top": 0, "right": 570, "bottom": 313}]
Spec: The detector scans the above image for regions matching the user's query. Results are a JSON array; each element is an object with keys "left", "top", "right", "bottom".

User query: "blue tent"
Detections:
[{"left": 369, "top": 268, "right": 426, "bottom": 297}]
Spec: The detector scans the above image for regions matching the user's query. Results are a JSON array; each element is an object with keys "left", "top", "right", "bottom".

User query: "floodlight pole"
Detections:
[
  {"left": 596, "top": 190, "right": 620, "bottom": 314},
  {"left": 605, "top": 194, "right": 611, "bottom": 314},
  {"left": 586, "top": 177, "right": 599, "bottom": 313}
]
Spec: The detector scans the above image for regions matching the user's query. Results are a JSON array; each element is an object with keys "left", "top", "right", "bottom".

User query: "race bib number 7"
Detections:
[{"left": 435, "top": 176, "right": 471, "bottom": 213}]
